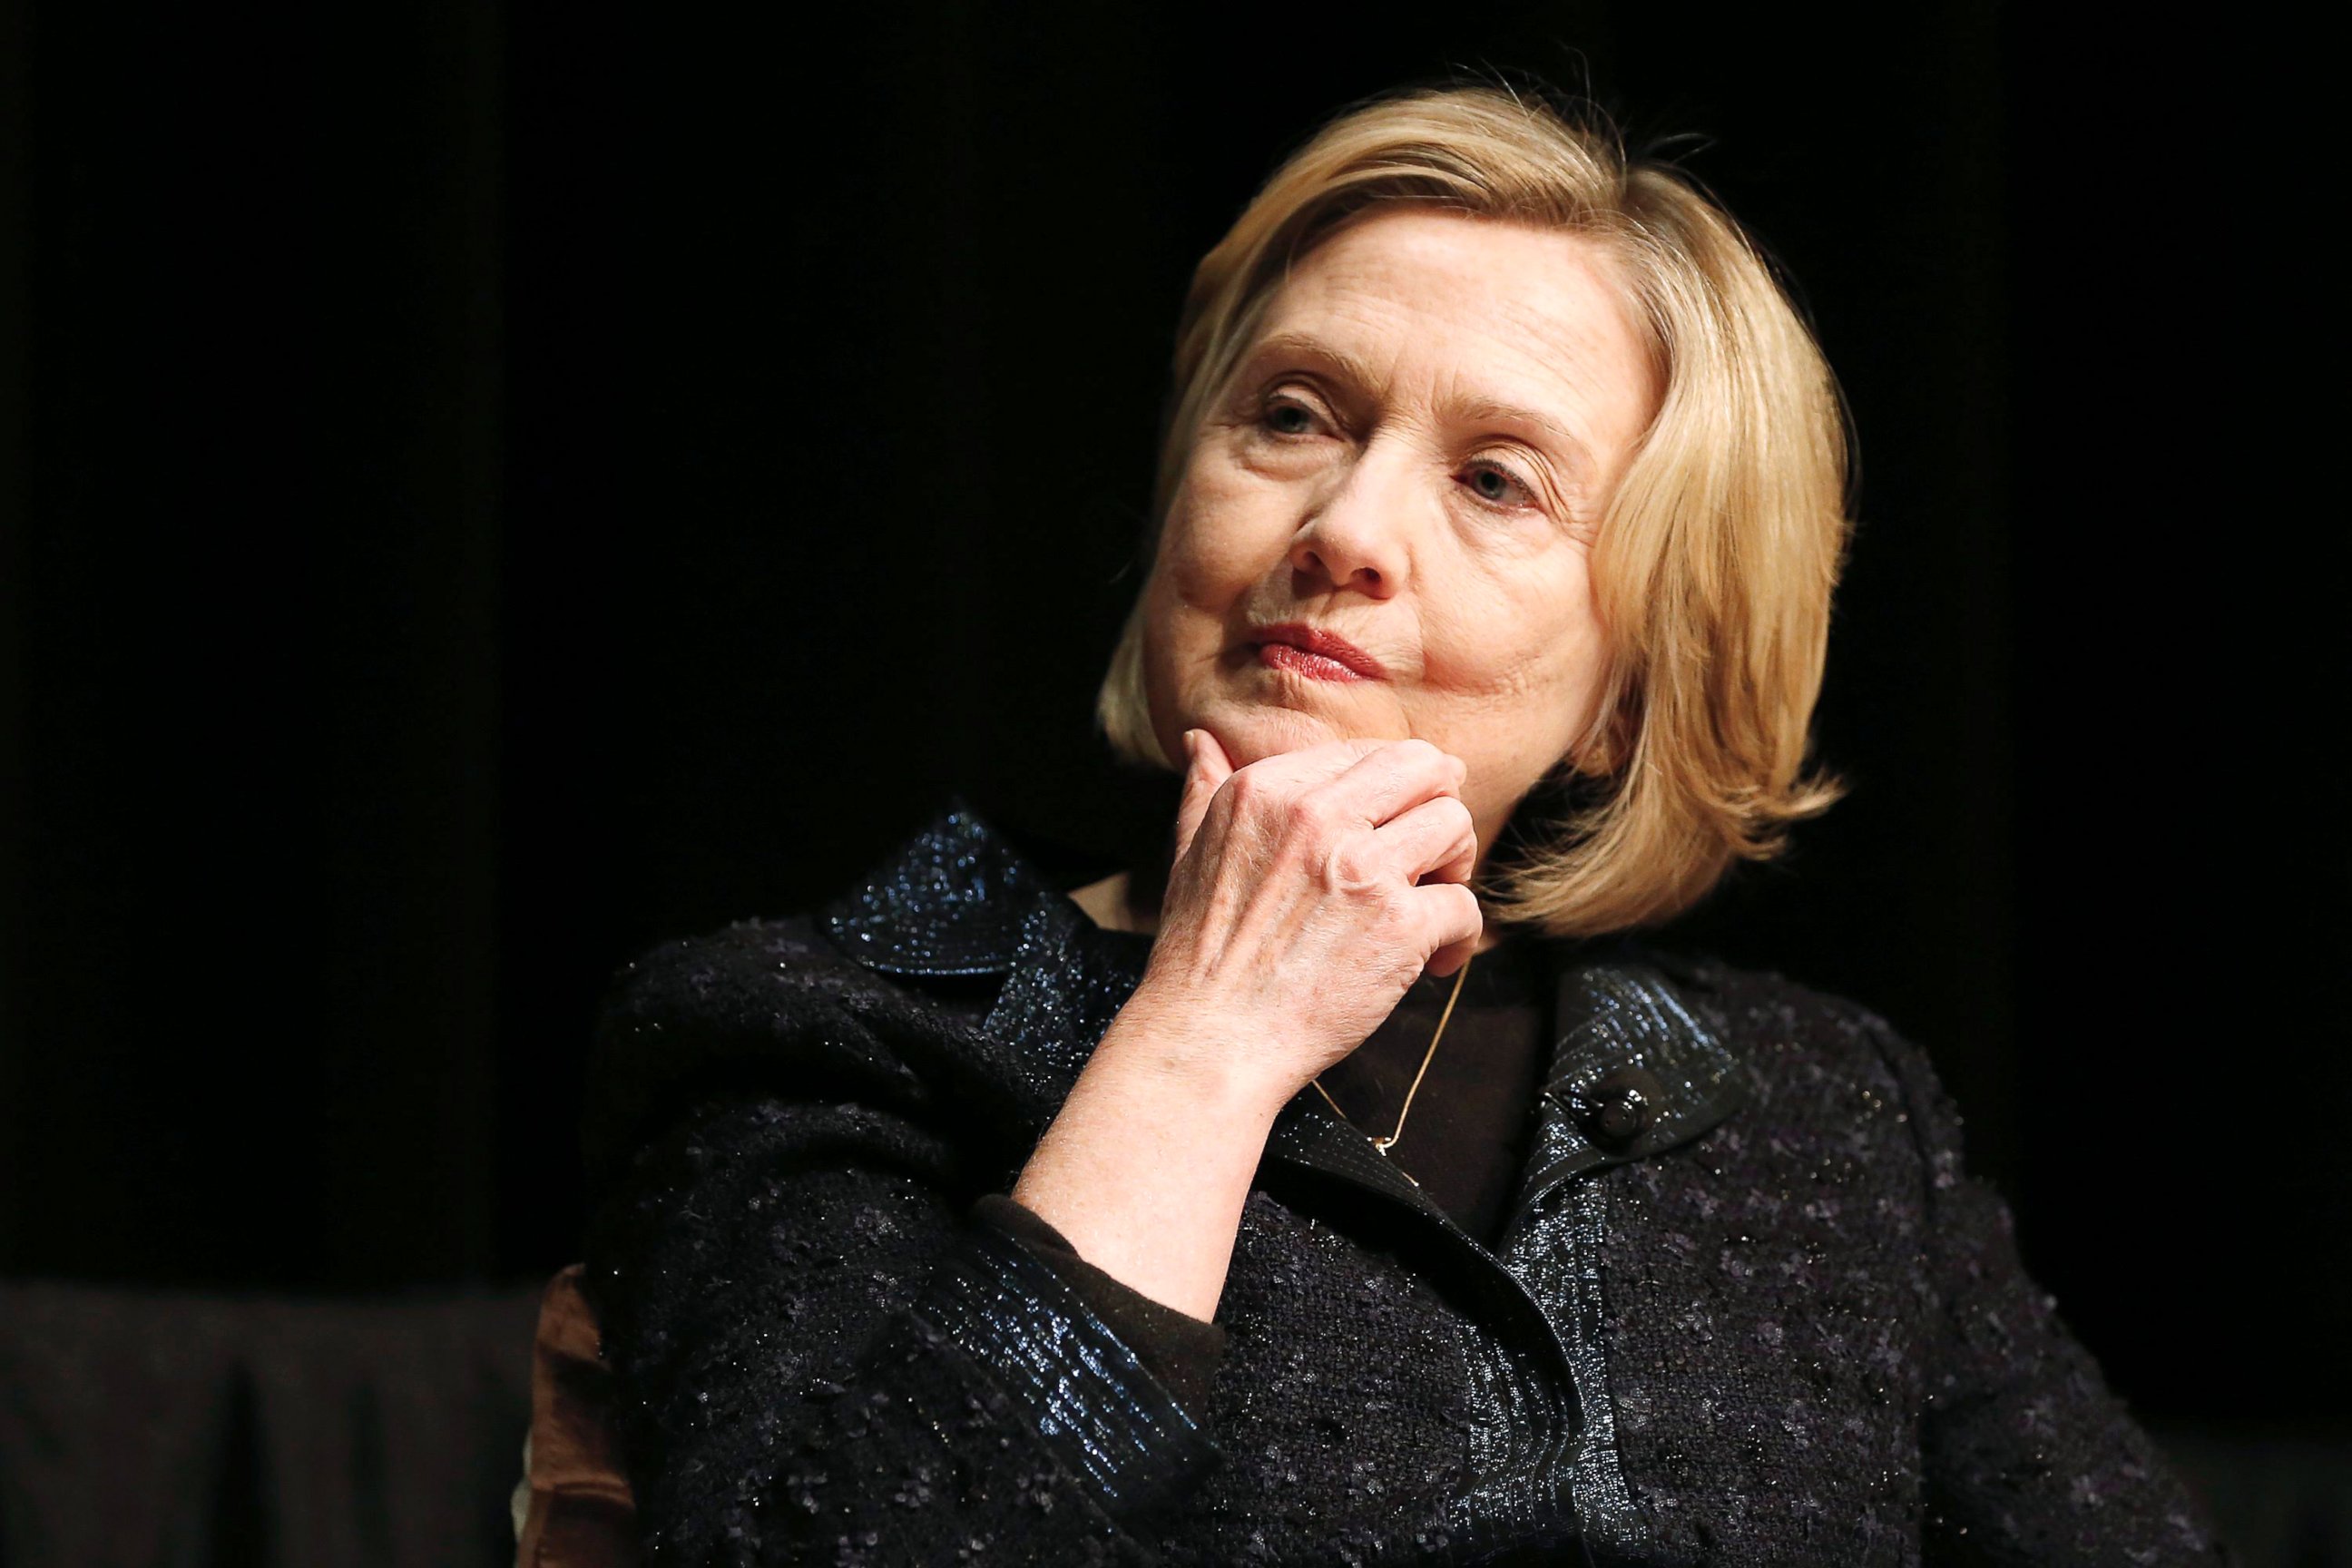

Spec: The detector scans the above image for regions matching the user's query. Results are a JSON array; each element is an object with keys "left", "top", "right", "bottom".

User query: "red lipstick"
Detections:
[{"left": 1250, "top": 622, "right": 1387, "bottom": 681}]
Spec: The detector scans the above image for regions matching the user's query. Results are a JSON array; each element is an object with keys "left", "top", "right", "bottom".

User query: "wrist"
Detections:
[
  {"left": 1093, "top": 987, "right": 1296, "bottom": 1128},
  {"left": 1014, "top": 994, "right": 1284, "bottom": 1322}
]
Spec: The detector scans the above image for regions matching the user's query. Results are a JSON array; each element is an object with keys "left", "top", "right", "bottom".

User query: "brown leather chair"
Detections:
[{"left": 512, "top": 1266, "right": 638, "bottom": 1568}]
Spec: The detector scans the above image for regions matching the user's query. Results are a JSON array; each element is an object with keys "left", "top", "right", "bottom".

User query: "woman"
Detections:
[{"left": 537, "top": 83, "right": 2230, "bottom": 1564}]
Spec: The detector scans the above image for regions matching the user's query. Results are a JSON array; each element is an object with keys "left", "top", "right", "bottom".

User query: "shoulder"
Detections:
[
  {"left": 1611, "top": 937, "right": 1902, "bottom": 1059},
  {"left": 591, "top": 797, "right": 1049, "bottom": 1069},
  {"left": 1613, "top": 939, "right": 1964, "bottom": 1169},
  {"left": 593, "top": 908, "right": 980, "bottom": 1043},
  {"left": 578, "top": 799, "right": 1061, "bottom": 1192},
  {"left": 578, "top": 909, "right": 1007, "bottom": 1199}
]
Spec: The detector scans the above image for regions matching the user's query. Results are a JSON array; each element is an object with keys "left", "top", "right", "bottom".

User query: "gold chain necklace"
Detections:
[{"left": 1310, "top": 950, "right": 1475, "bottom": 1162}]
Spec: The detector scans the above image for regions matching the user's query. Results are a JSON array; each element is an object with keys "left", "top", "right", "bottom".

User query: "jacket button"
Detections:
[{"left": 1581, "top": 1065, "right": 1667, "bottom": 1149}]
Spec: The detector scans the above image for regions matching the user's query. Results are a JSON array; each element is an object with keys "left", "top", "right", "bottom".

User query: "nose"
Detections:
[{"left": 1287, "top": 439, "right": 1416, "bottom": 598}]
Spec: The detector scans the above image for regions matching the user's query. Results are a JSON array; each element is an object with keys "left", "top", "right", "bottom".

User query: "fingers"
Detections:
[
  {"left": 1378, "top": 791, "right": 1478, "bottom": 887},
  {"left": 1348, "top": 789, "right": 1480, "bottom": 975},
  {"left": 1225, "top": 737, "right": 1462, "bottom": 826},
  {"left": 1416, "top": 881, "right": 1485, "bottom": 977},
  {"left": 1332, "top": 750, "right": 1477, "bottom": 971},
  {"left": 1171, "top": 728, "right": 1236, "bottom": 867},
  {"left": 1320, "top": 738, "right": 1467, "bottom": 828},
  {"left": 1177, "top": 734, "right": 1471, "bottom": 882}
]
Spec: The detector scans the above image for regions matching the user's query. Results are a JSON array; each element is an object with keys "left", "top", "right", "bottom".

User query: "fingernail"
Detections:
[{"left": 1182, "top": 729, "right": 1200, "bottom": 764}]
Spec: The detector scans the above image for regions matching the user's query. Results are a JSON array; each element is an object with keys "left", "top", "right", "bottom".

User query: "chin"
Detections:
[{"left": 1196, "top": 701, "right": 1361, "bottom": 767}]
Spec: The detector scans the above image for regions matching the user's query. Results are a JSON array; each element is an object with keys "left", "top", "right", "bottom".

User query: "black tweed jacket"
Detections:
[{"left": 578, "top": 801, "right": 2228, "bottom": 1566}]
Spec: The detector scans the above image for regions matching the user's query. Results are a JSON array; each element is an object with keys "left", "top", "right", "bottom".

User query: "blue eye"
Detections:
[
  {"left": 1463, "top": 459, "right": 1537, "bottom": 509},
  {"left": 1262, "top": 400, "right": 1317, "bottom": 436}
]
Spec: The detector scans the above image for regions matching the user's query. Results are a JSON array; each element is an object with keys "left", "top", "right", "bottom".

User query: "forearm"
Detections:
[{"left": 1011, "top": 992, "right": 1288, "bottom": 1323}]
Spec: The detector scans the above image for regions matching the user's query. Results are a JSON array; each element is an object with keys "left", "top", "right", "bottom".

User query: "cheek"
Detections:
[
  {"left": 1425, "top": 559, "right": 1606, "bottom": 701},
  {"left": 1156, "top": 467, "right": 1285, "bottom": 610},
  {"left": 1139, "top": 509, "right": 1243, "bottom": 680}
]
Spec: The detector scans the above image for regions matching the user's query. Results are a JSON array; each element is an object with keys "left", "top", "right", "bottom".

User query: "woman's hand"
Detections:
[
  {"left": 1010, "top": 727, "right": 1479, "bottom": 1322},
  {"left": 1126, "top": 727, "right": 1484, "bottom": 1112}
]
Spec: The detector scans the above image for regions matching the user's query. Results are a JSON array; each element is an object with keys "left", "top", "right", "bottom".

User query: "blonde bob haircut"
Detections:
[{"left": 1096, "top": 80, "right": 1854, "bottom": 937}]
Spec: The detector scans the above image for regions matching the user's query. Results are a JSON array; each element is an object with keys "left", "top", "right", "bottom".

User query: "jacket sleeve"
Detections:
[
  {"left": 1862, "top": 1014, "right": 2232, "bottom": 1565},
  {"left": 577, "top": 923, "right": 1224, "bottom": 1566},
  {"left": 973, "top": 1194, "right": 1229, "bottom": 1418}
]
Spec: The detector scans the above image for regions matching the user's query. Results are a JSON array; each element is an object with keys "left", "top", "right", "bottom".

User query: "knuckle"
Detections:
[
  {"left": 1289, "top": 789, "right": 1344, "bottom": 843},
  {"left": 1325, "top": 838, "right": 1387, "bottom": 894}
]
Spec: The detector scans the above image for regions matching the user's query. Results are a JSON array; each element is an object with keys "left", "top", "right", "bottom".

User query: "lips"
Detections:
[{"left": 1250, "top": 622, "right": 1387, "bottom": 681}]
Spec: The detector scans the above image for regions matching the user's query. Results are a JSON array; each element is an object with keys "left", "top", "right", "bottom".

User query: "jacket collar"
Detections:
[
  {"left": 818, "top": 799, "right": 1747, "bottom": 1240},
  {"left": 819, "top": 795, "right": 1061, "bottom": 977}
]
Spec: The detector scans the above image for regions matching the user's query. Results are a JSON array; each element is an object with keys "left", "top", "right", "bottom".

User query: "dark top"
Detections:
[
  {"left": 578, "top": 802, "right": 2232, "bottom": 1564},
  {"left": 1288, "top": 932, "right": 1554, "bottom": 1246}
]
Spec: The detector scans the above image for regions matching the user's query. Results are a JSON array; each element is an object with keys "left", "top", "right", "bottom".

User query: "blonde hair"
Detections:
[{"left": 1097, "top": 81, "right": 1853, "bottom": 936}]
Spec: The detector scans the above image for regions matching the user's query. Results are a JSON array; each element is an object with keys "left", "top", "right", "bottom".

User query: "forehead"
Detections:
[{"left": 1250, "top": 207, "right": 1657, "bottom": 452}]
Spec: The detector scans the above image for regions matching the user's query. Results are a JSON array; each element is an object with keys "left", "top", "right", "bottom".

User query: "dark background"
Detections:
[{"left": 4, "top": 0, "right": 2342, "bottom": 1454}]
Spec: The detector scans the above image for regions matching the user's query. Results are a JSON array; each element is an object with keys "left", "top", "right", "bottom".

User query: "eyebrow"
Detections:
[{"left": 1240, "top": 330, "right": 1598, "bottom": 478}]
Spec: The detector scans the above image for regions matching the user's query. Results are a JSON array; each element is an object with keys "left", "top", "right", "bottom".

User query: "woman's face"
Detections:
[{"left": 1141, "top": 206, "right": 1661, "bottom": 871}]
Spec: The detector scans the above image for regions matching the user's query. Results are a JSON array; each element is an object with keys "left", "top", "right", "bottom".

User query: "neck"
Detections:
[{"left": 1066, "top": 840, "right": 1171, "bottom": 937}]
